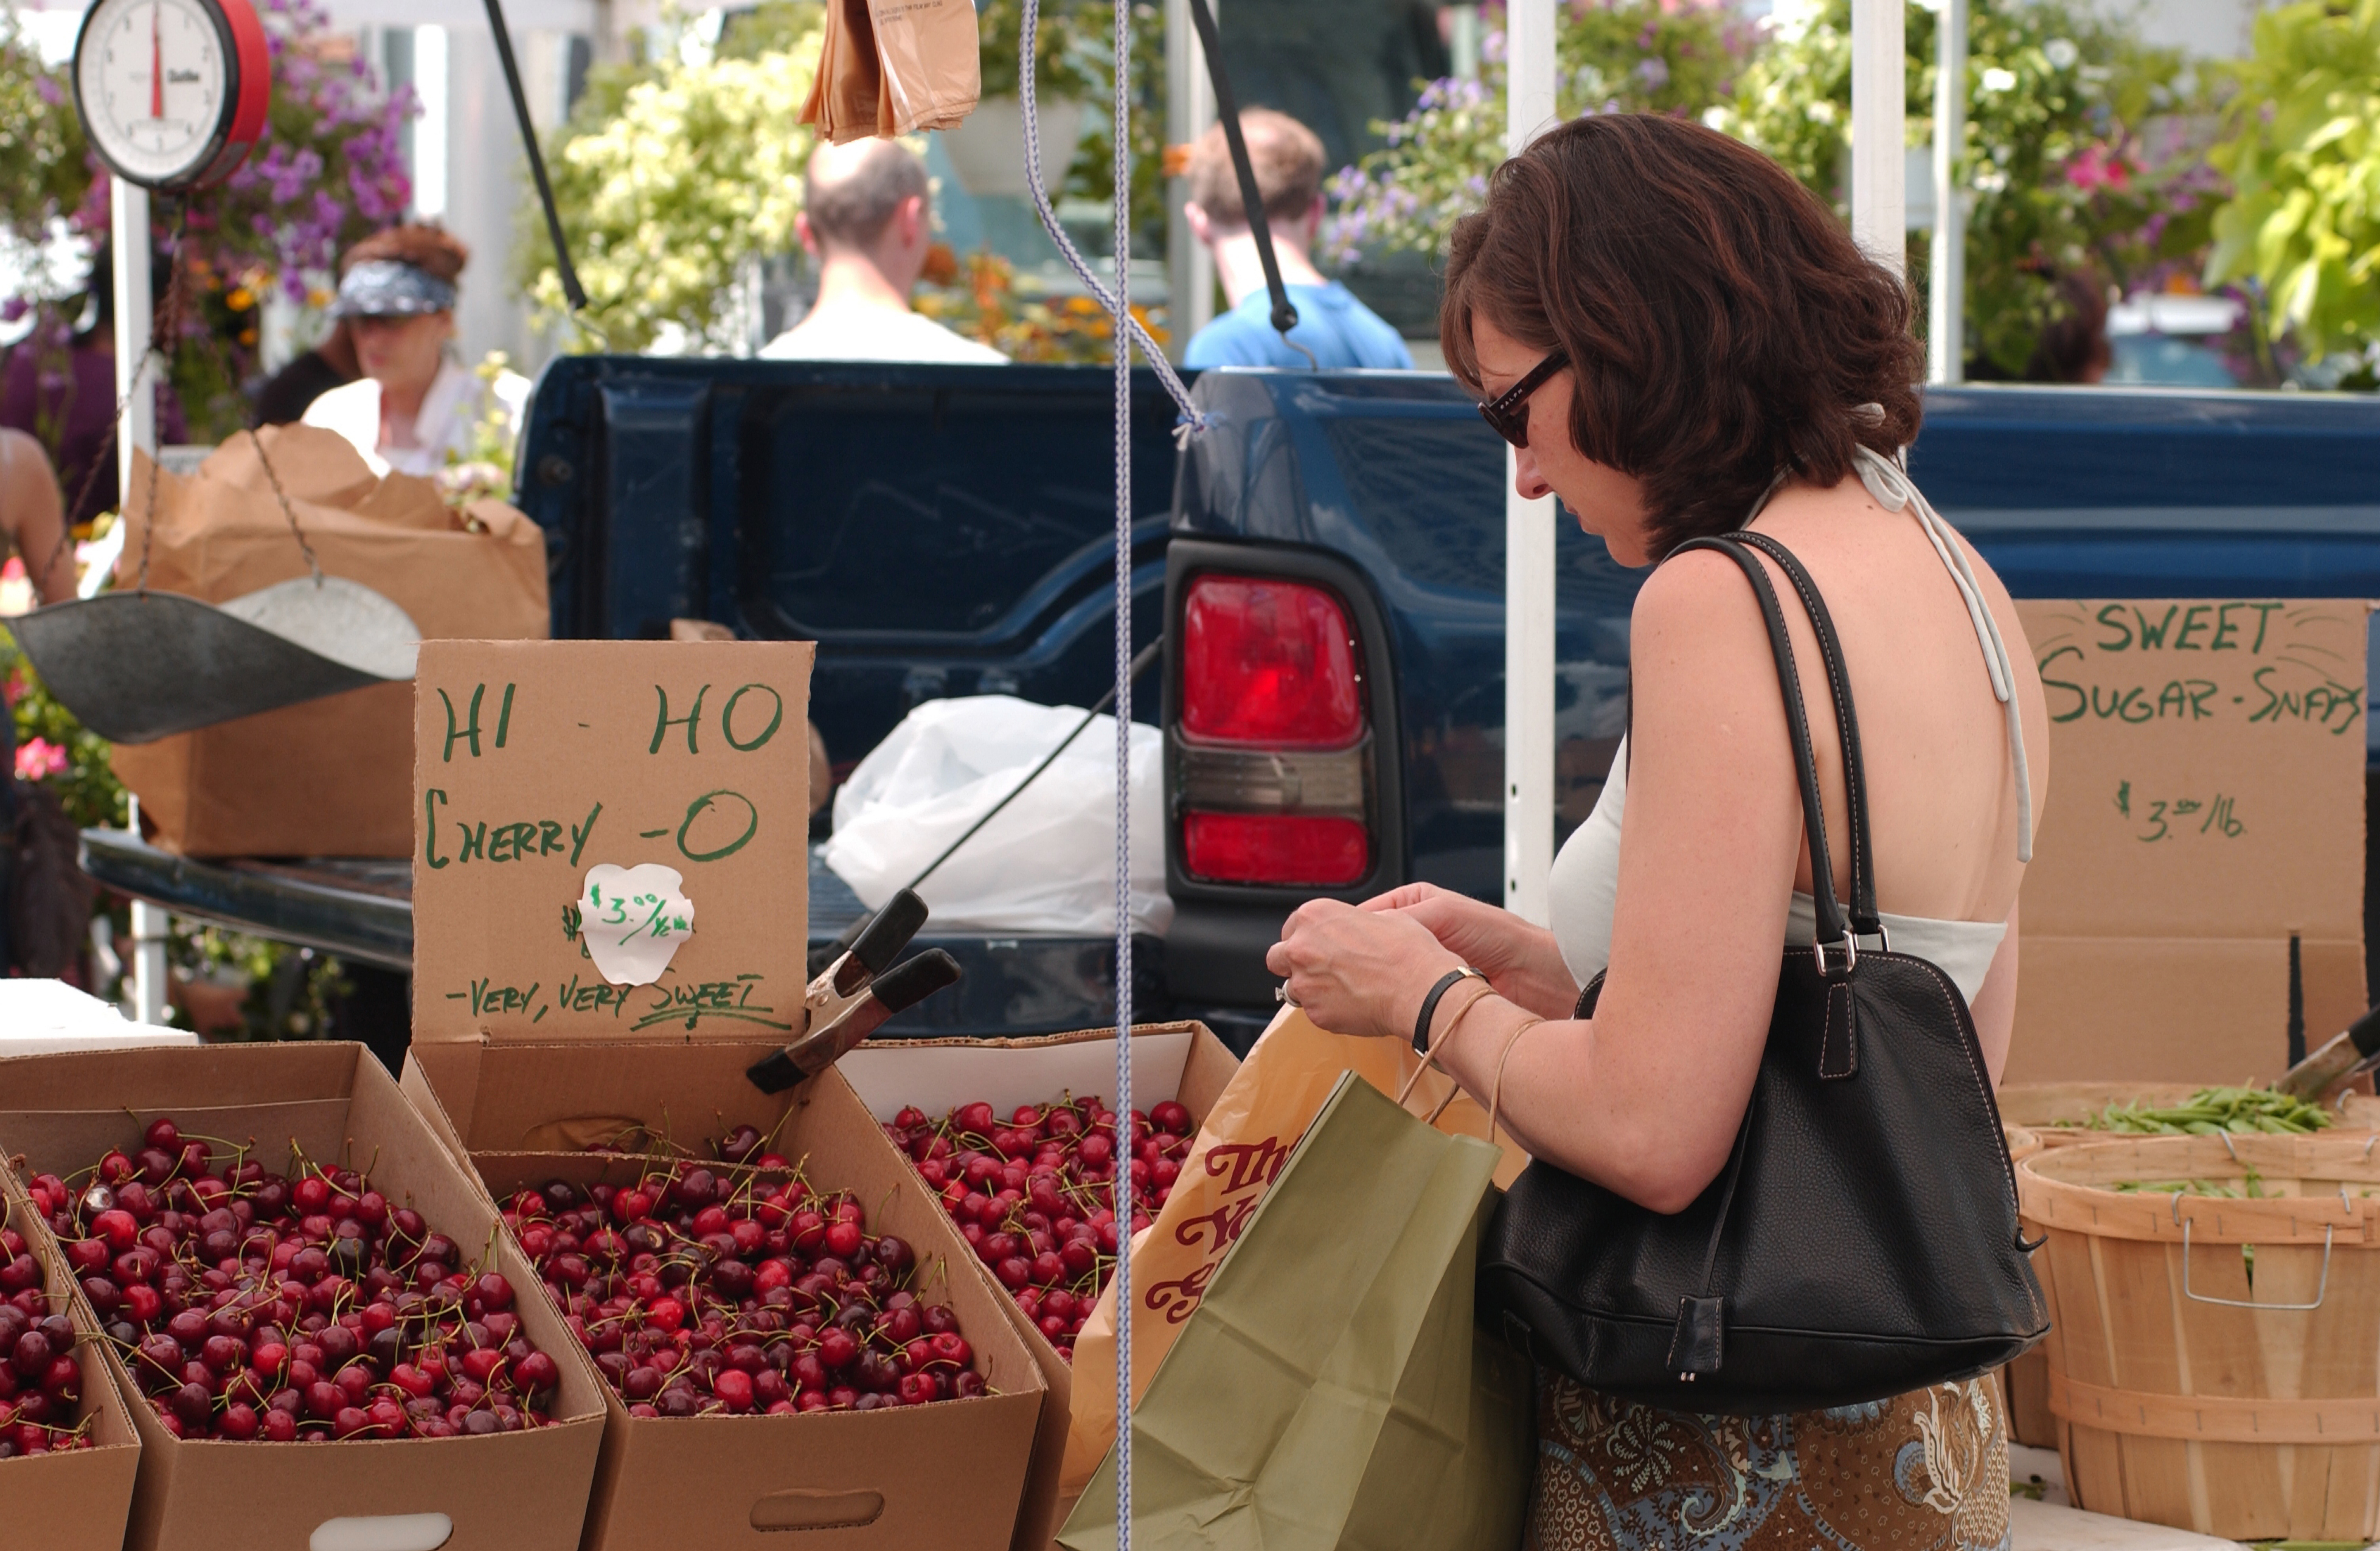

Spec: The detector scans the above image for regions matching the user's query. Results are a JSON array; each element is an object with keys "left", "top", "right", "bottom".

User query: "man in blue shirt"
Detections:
[{"left": 1181, "top": 110, "right": 1414, "bottom": 370}]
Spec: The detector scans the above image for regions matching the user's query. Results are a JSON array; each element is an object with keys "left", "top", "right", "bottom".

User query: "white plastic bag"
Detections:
[{"left": 823, "top": 696, "right": 1173, "bottom": 936}]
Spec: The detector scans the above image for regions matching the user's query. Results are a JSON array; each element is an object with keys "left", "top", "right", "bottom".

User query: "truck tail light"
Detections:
[
  {"left": 1181, "top": 576, "right": 1362, "bottom": 746},
  {"left": 1182, "top": 814, "right": 1369, "bottom": 886},
  {"left": 1176, "top": 574, "right": 1372, "bottom": 887}
]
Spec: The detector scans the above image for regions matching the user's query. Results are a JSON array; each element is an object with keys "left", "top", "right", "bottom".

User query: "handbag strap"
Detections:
[
  {"left": 1665, "top": 536, "right": 1858, "bottom": 952},
  {"left": 1726, "top": 531, "right": 1882, "bottom": 942}
]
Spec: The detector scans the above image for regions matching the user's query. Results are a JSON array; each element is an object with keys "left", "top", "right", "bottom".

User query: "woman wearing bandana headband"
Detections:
[{"left": 301, "top": 224, "right": 527, "bottom": 480}]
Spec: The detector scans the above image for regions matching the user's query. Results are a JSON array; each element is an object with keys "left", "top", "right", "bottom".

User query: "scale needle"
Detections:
[{"left": 150, "top": 4, "right": 162, "bottom": 119}]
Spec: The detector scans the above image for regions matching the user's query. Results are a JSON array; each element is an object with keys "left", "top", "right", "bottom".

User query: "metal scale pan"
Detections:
[{"left": 9, "top": 575, "right": 422, "bottom": 744}]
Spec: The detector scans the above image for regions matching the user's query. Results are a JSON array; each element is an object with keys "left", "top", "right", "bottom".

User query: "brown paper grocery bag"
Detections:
[
  {"left": 106, "top": 426, "right": 549, "bottom": 857},
  {"left": 870, "top": 0, "right": 979, "bottom": 135},
  {"left": 1056, "top": 1008, "right": 1528, "bottom": 1505},
  {"left": 799, "top": 0, "right": 886, "bottom": 144}
]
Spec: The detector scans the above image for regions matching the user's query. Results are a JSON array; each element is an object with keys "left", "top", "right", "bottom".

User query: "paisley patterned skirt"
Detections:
[{"left": 1528, "top": 1372, "right": 2011, "bottom": 1551}]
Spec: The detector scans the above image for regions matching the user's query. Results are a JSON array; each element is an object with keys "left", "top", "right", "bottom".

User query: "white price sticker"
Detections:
[{"left": 578, "top": 862, "right": 696, "bottom": 986}]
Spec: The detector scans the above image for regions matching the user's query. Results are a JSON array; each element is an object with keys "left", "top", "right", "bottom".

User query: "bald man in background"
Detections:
[{"left": 761, "top": 140, "right": 1007, "bottom": 363}]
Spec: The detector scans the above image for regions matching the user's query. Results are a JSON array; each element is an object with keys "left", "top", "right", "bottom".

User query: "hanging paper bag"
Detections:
[
  {"left": 799, "top": 0, "right": 884, "bottom": 144},
  {"left": 1057, "top": 1073, "right": 1532, "bottom": 1550},
  {"left": 868, "top": 0, "right": 980, "bottom": 136},
  {"left": 1058, "top": 1007, "right": 1527, "bottom": 1505}
]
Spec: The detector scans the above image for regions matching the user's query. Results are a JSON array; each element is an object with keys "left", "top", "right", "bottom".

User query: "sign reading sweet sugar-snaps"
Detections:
[
  {"left": 2010, "top": 599, "right": 2369, "bottom": 1083},
  {"left": 412, "top": 639, "right": 813, "bottom": 1045}
]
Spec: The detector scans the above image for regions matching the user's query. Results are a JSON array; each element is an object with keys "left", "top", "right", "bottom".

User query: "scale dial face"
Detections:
[{"left": 74, "top": 0, "right": 261, "bottom": 190}]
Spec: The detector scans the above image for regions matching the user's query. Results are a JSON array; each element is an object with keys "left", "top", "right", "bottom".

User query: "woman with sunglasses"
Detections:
[{"left": 1267, "top": 113, "right": 2049, "bottom": 1551}]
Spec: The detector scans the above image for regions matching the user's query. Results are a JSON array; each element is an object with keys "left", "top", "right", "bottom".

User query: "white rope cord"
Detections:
[
  {"left": 1012, "top": 12, "right": 1230, "bottom": 1534},
  {"left": 1104, "top": 0, "right": 1137, "bottom": 1536},
  {"left": 1854, "top": 446, "right": 2035, "bottom": 862},
  {"left": 1016, "top": 0, "right": 1206, "bottom": 441}
]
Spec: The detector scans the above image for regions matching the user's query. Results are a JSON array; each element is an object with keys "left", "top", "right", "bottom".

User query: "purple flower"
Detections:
[{"left": 1634, "top": 55, "right": 1669, "bottom": 91}]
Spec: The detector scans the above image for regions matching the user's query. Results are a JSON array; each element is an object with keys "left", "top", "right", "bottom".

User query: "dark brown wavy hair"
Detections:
[{"left": 1441, "top": 114, "right": 1924, "bottom": 558}]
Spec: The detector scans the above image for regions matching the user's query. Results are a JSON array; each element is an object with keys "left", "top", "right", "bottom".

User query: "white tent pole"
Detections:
[
  {"left": 1850, "top": 0, "right": 1906, "bottom": 273},
  {"left": 1163, "top": 0, "right": 1218, "bottom": 351},
  {"left": 1927, "top": 0, "right": 1966, "bottom": 384},
  {"left": 111, "top": 178, "right": 171, "bottom": 1028},
  {"left": 1502, "top": 0, "right": 1557, "bottom": 928}
]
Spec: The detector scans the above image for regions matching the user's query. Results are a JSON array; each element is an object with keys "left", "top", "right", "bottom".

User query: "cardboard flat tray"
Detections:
[
  {"left": 404, "top": 1047, "right": 1048, "bottom": 1551},
  {"left": 0, "top": 1182, "right": 142, "bottom": 1551},
  {"left": 836, "top": 1022, "right": 1241, "bottom": 1551},
  {"left": 0, "top": 1041, "right": 609, "bottom": 1551}
]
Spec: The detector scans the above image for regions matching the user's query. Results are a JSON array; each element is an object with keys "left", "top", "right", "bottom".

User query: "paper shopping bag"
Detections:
[
  {"left": 1059, "top": 1008, "right": 1527, "bottom": 1505},
  {"left": 1057, "top": 1074, "right": 1532, "bottom": 1550},
  {"left": 799, "top": 0, "right": 883, "bottom": 143},
  {"left": 869, "top": 0, "right": 980, "bottom": 135}
]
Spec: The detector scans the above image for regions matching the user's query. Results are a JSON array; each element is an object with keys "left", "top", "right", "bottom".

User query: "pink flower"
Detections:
[
  {"left": 15, "top": 737, "right": 68, "bottom": 782},
  {"left": 2067, "top": 144, "right": 2133, "bottom": 192}
]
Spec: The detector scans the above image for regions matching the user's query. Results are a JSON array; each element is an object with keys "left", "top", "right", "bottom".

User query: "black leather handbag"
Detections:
[{"left": 1477, "top": 529, "right": 2047, "bottom": 1417}]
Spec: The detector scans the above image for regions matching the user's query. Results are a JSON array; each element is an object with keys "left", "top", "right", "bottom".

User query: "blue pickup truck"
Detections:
[{"left": 83, "top": 362, "right": 2380, "bottom": 1053}]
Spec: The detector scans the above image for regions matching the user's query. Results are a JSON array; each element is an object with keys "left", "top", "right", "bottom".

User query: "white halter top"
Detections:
[{"left": 1548, "top": 448, "right": 2031, "bottom": 1007}]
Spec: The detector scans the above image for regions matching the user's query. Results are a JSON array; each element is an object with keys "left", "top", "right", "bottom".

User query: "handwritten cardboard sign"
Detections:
[
  {"left": 2008, "top": 600, "right": 2369, "bottom": 1083},
  {"left": 412, "top": 640, "right": 814, "bottom": 1046}
]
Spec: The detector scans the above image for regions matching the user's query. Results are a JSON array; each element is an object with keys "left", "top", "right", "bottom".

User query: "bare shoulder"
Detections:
[{"left": 1629, "top": 547, "right": 1774, "bottom": 664}]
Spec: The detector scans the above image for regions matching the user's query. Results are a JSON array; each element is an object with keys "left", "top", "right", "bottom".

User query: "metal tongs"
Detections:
[
  {"left": 2275, "top": 1002, "right": 2380, "bottom": 1103},
  {"left": 746, "top": 889, "right": 960, "bottom": 1094}
]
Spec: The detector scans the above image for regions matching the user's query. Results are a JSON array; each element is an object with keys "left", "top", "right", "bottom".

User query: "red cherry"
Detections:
[
  {"left": 516, "top": 1351, "right": 560, "bottom": 1393},
  {"left": 93, "top": 1210, "right": 139, "bottom": 1251},
  {"left": 712, "top": 1369, "right": 754, "bottom": 1411}
]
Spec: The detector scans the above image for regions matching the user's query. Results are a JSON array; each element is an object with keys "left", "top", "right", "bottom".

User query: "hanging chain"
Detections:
[{"left": 40, "top": 195, "right": 324, "bottom": 606}]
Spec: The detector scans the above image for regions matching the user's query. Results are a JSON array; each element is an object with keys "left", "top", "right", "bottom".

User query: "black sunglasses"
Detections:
[{"left": 1477, "top": 350, "right": 1569, "bottom": 448}]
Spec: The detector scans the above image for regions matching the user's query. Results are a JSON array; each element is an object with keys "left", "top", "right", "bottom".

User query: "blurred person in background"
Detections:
[
  {"left": 1181, "top": 109, "right": 1411, "bottom": 370},
  {"left": 0, "top": 429, "right": 76, "bottom": 605},
  {"left": 252, "top": 314, "right": 358, "bottom": 427},
  {"left": 760, "top": 140, "right": 1007, "bottom": 364},
  {"left": 1967, "top": 268, "right": 2111, "bottom": 386},
  {"left": 1, "top": 243, "right": 186, "bottom": 527},
  {"left": 302, "top": 224, "right": 527, "bottom": 478},
  {"left": 2030, "top": 270, "right": 2112, "bottom": 384}
]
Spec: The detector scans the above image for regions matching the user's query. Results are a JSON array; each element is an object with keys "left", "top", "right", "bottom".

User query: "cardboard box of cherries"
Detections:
[
  {"left": 404, "top": 1039, "right": 1049, "bottom": 1551},
  {"left": 836, "top": 1021, "right": 1241, "bottom": 1551},
  {"left": 0, "top": 1041, "right": 608, "bottom": 1551},
  {"left": 0, "top": 1176, "right": 142, "bottom": 1551}
]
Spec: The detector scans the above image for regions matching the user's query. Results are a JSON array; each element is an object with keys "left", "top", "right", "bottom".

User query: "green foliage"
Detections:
[
  {"left": 2205, "top": 0, "right": 2380, "bottom": 363},
  {"left": 1325, "top": 0, "right": 1752, "bottom": 263},
  {"left": 976, "top": 0, "right": 1109, "bottom": 102},
  {"left": 1712, "top": 0, "right": 2204, "bottom": 376},
  {"left": 0, "top": 16, "right": 93, "bottom": 257},
  {"left": 521, "top": 21, "right": 825, "bottom": 352},
  {"left": 2, "top": 639, "right": 125, "bottom": 833},
  {"left": 167, "top": 920, "right": 353, "bottom": 1041},
  {"left": 1055, "top": 0, "right": 1171, "bottom": 257}
]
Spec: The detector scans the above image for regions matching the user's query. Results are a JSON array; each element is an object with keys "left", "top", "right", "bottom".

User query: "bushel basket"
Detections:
[{"left": 2020, "top": 1133, "right": 2380, "bottom": 1542}]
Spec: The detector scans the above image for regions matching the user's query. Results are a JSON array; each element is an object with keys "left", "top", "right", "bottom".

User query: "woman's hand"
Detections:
[
  {"left": 1358, "top": 882, "right": 1580, "bottom": 1018},
  {"left": 1266, "top": 900, "right": 1460, "bottom": 1042}
]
